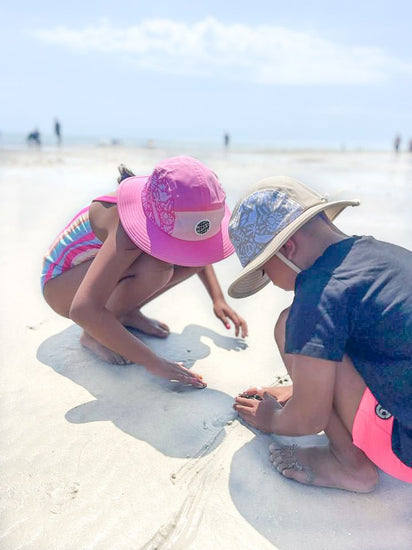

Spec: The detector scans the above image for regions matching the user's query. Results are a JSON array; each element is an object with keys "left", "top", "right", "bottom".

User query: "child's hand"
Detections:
[
  {"left": 241, "top": 385, "right": 293, "bottom": 406},
  {"left": 146, "top": 359, "right": 207, "bottom": 388},
  {"left": 233, "top": 392, "right": 282, "bottom": 432},
  {"left": 213, "top": 298, "right": 248, "bottom": 338}
]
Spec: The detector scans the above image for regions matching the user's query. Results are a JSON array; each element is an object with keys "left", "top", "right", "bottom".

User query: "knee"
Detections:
[{"left": 274, "top": 306, "right": 290, "bottom": 346}]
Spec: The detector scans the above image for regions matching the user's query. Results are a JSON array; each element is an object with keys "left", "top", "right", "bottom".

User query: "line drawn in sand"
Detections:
[
  {"left": 140, "top": 375, "right": 293, "bottom": 549},
  {"left": 141, "top": 418, "right": 241, "bottom": 550}
]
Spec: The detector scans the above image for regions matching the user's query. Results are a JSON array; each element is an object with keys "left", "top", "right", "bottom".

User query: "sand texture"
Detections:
[{"left": 1, "top": 145, "right": 411, "bottom": 549}]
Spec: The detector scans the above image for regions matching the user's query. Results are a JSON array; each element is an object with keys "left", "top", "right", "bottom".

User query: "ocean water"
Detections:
[{"left": 0, "top": 131, "right": 397, "bottom": 153}]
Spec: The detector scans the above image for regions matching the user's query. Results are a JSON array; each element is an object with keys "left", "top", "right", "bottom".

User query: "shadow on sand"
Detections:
[
  {"left": 37, "top": 323, "right": 247, "bottom": 458},
  {"left": 229, "top": 434, "right": 412, "bottom": 550}
]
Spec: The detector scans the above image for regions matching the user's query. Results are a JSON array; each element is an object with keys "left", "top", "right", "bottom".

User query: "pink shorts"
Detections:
[{"left": 352, "top": 388, "right": 412, "bottom": 483}]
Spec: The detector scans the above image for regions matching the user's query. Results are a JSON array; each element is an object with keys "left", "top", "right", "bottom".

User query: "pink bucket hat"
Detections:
[{"left": 117, "top": 156, "right": 234, "bottom": 266}]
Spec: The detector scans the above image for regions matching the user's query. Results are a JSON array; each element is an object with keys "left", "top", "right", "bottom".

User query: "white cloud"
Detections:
[{"left": 31, "top": 17, "right": 412, "bottom": 85}]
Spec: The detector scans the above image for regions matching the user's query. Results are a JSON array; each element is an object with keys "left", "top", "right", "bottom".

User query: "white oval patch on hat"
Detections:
[{"left": 195, "top": 219, "right": 211, "bottom": 235}]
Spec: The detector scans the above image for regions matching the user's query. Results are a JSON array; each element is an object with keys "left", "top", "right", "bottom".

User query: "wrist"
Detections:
[
  {"left": 270, "top": 407, "right": 282, "bottom": 433},
  {"left": 144, "top": 353, "right": 168, "bottom": 370}
]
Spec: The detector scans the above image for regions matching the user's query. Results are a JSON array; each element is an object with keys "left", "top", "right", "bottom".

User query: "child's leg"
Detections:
[
  {"left": 111, "top": 264, "right": 204, "bottom": 333},
  {"left": 268, "top": 309, "right": 379, "bottom": 492},
  {"left": 105, "top": 253, "right": 176, "bottom": 336},
  {"left": 84, "top": 263, "right": 204, "bottom": 362},
  {"left": 270, "top": 357, "right": 379, "bottom": 492},
  {"left": 43, "top": 254, "right": 177, "bottom": 363},
  {"left": 130, "top": 265, "right": 203, "bottom": 309},
  {"left": 43, "top": 254, "right": 175, "bottom": 322}
]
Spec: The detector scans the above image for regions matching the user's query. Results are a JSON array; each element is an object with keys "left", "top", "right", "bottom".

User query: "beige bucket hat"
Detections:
[{"left": 228, "top": 176, "right": 359, "bottom": 298}]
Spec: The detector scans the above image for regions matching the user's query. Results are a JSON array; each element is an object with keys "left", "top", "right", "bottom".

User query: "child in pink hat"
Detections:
[{"left": 41, "top": 156, "right": 247, "bottom": 388}]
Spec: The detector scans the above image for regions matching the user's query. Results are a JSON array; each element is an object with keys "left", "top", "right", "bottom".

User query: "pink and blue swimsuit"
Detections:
[{"left": 41, "top": 195, "right": 117, "bottom": 290}]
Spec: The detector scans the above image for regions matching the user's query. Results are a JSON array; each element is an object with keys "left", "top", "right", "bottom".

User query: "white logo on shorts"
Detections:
[{"left": 375, "top": 404, "right": 392, "bottom": 420}]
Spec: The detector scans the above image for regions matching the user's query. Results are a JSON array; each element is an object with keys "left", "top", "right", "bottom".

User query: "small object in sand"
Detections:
[{"left": 242, "top": 393, "right": 263, "bottom": 401}]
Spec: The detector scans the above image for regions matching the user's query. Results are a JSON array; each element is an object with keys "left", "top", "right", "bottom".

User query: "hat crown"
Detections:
[
  {"left": 141, "top": 156, "right": 226, "bottom": 242},
  {"left": 229, "top": 177, "right": 327, "bottom": 267}
]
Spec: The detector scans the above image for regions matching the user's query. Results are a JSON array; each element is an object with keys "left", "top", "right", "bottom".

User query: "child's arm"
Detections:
[
  {"left": 235, "top": 355, "right": 336, "bottom": 434},
  {"left": 197, "top": 265, "right": 248, "bottom": 338},
  {"left": 69, "top": 222, "right": 205, "bottom": 388}
]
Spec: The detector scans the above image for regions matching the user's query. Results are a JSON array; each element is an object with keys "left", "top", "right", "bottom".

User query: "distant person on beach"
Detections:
[
  {"left": 224, "top": 132, "right": 230, "bottom": 150},
  {"left": 41, "top": 156, "right": 247, "bottom": 387},
  {"left": 26, "top": 128, "right": 41, "bottom": 147},
  {"left": 408, "top": 138, "right": 412, "bottom": 153},
  {"left": 394, "top": 134, "right": 401, "bottom": 152},
  {"left": 230, "top": 177, "right": 412, "bottom": 491},
  {"left": 54, "top": 118, "right": 62, "bottom": 146}
]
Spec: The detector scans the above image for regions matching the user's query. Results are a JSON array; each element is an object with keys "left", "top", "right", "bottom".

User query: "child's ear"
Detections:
[{"left": 280, "top": 237, "right": 298, "bottom": 260}]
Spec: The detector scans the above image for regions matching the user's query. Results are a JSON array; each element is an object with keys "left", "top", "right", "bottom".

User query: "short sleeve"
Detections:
[{"left": 285, "top": 272, "right": 350, "bottom": 361}]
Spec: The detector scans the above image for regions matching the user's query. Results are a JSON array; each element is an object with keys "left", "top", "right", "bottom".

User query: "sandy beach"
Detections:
[{"left": 1, "top": 144, "right": 411, "bottom": 550}]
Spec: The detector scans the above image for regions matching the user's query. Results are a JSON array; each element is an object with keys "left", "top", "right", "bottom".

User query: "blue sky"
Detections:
[{"left": 1, "top": 1, "right": 412, "bottom": 147}]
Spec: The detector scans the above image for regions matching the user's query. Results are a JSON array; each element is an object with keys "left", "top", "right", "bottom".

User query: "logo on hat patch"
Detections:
[{"left": 195, "top": 219, "right": 211, "bottom": 235}]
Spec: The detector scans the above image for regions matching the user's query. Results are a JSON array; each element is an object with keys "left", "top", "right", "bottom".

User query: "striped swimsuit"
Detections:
[{"left": 41, "top": 195, "right": 117, "bottom": 290}]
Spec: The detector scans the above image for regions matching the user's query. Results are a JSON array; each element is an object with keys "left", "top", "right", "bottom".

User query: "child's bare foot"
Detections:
[
  {"left": 240, "top": 384, "right": 293, "bottom": 405},
  {"left": 269, "top": 443, "right": 378, "bottom": 493},
  {"left": 120, "top": 309, "right": 170, "bottom": 338},
  {"left": 80, "top": 331, "right": 132, "bottom": 365}
]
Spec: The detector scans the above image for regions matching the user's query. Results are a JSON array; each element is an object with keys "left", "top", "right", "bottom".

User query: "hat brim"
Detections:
[
  {"left": 228, "top": 198, "right": 359, "bottom": 298},
  {"left": 117, "top": 176, "right": 235, "bottom": 267}
]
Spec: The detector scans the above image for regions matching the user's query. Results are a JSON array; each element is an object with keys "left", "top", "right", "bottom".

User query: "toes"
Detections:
[
  {"left": 269, "top": 444, "right": 282, "bottom": 464},
  {"left": 279, "top": 468, "right": 298, "bottom": 480},
  {"left": 113, "top": 354, "right": 129, "bottom": 365},
  {"left": 268, "top": 444, "right": 314, "bottom": 484},
  {"left": 154, "top": 323, "right": 169, "bottom": 338},
  {"left": 156, "top": 325, "right": 169, "bottom": 337},
  {"left": 106, "top": 351, "right": 133, "bottom": 365},
  {"left": 268, "top": 445, "right": 299, "bottom": 471},
  {"left": 270, "top": 454, "right": 287, "bottom": 472}
]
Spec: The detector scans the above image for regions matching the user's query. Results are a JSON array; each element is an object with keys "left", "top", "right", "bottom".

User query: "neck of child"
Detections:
[{"left": 295, "top": 223, "right": 349, "bottom": 271}]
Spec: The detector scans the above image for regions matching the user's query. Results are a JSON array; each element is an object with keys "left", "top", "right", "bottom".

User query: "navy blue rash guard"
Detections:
[{"left": 285, "top": 236, "right": 412, "bottom": 466}]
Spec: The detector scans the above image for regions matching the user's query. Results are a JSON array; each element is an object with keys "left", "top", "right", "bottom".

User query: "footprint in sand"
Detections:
[{"left": 46, "top": 481, "right": 80, "bottom": 514}]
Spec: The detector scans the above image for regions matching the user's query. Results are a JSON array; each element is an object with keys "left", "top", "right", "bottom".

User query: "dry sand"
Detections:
[{"left": 0, "top": 145, "right": 411, "bottom": 549}]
